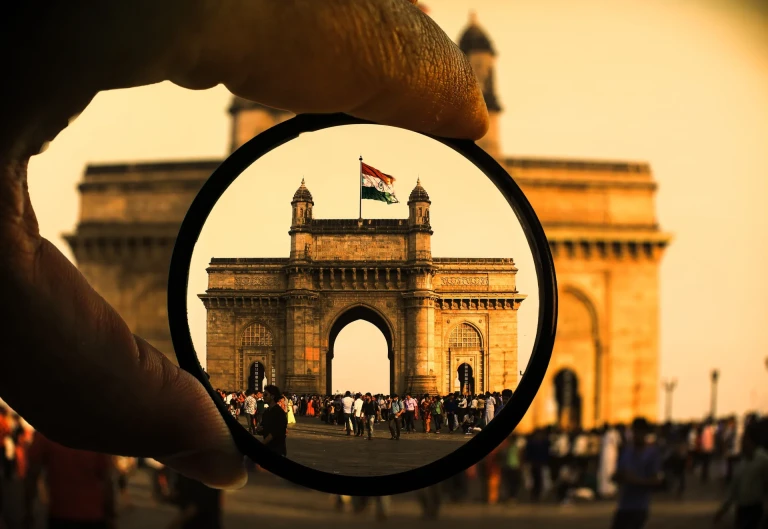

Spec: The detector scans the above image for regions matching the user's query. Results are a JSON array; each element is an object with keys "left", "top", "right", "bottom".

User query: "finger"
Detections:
[
  {"left": 0, "top": 202, "right": 246, "bottom": 488},
  {"left": 4, "top": 0, "right": 488, "bottom": 160},
  {"left": 0, "top": 0, "right": 488, "bottom": 489}
]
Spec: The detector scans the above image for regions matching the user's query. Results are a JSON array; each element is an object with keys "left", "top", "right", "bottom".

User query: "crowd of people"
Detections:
[
  {"left": 3, "top": 395, "right": 768, "bottom": 529},
  {"left": 216, "top": 388, "right": 516, "bottom": 440}
]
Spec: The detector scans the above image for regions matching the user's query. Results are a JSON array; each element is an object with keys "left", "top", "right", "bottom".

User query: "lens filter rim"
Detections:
[{"left": 167, "top": 113, "right": 557, "bottom": 496}]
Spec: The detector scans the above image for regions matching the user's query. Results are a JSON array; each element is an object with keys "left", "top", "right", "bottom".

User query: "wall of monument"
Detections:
[
  {"left": 311, "top": 233, "right": 408, "bottom": 261},
  {"left": 434, "top": 308, "right": 519, "bottom": 395},
  {"left": 207, "top": 269, "right": 287, "bottom": 291},
  {"left": 205, "top": 304, "right": 287, "bottom": 391},
  {"left": 518, "top": 184, "right": 657, "bottom": 227},
  {"left": 433, "top": 270, "right": 517, "bottom": 293},
  {"left": 78, "top": 162, "right": 214, "bottom": 224}
]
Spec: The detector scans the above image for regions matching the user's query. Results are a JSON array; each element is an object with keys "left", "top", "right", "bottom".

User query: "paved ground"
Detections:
[
  {"left": 5, "top": 465, "right": 734, "bottom": 529},
  {"left": 239, "top": 415, "right": 472, "bottom": 476},
  {"left": 110, "top": 469, "right": 728, "bottom": 529}
]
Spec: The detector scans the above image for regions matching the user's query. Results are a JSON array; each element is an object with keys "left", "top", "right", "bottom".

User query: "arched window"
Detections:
[
  {"left": 449, "top": 323, "right": 481, "bottom": 349},
  {"left": 241, "top": 322, "right": 273, "bottom": 347}
]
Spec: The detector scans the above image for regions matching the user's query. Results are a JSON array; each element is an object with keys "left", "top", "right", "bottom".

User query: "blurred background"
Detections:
[{"left": 2, "top": 0, "right": 768, "bottom": 528}]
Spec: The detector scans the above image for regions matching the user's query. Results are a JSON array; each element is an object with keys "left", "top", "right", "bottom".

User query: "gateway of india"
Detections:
[{"left": 64, "top": 13, "right": 670, "bottom": 432}]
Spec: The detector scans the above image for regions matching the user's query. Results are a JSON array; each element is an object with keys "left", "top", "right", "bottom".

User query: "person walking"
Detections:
[
  {"left": 342, "top": 391, "right": 355, "bottom": 436},
  {"left": 257, "top": 385, "right": 288, "bottom": 457},
  {"left": 713, "top": 425, "right": 768, "bottom": 529},
  {"left": 389, "top": 395, "right": 404, "bottom": 440},
  {"left": 362, "top": 393, "right": 377, "bottom": 441},
  {"left": 243, "top": 391, "right": 257, "bottom": 434},
  {"left": 610, "top": 418, "right": 664, "bottom": 529}
]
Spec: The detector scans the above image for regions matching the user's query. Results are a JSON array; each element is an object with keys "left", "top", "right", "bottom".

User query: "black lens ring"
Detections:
[{"left": 168, "top": 112, "right": 557, "bottom": 497}]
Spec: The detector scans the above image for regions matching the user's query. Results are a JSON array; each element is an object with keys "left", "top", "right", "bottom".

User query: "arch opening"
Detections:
[
  {"left": 327, "top": 305, "right": 394, "bottom": 395},
  {"left": 554, "top": 368, "right": 582, "bottom": 431},
  {"left": 447, "top": 322, "right": 484, "bottom": 395},
  {"left": 559, "top": 287, "right": 601, "bottom": 426},
  {"left": 457, "top": 362, "right": 475, "bottom": 395},
  {"left": 248, "top": 361, "right": 267, "bottom": 393},
  {"left": 239, "top": 322, "right": 275, "bottom": 392}
]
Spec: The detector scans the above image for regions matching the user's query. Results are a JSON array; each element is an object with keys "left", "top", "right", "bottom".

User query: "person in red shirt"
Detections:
[{"left": 23, "top": 433, "right": 116, "bottom": 529}]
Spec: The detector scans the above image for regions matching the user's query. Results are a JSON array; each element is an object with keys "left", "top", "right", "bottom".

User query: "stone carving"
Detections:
[
  {"left": 234, "top": 275, "right": 281, "bottom": 289},
  {"left": 440, "top": 276, "right": 489, "bottom": 287}
]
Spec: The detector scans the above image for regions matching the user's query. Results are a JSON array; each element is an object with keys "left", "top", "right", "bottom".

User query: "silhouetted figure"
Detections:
[
  {"left": 169, "top": 471, "right": 222, "bottom": 529},
  {"left": 24, "top": 433, "right": 115, "bottom": 529}
]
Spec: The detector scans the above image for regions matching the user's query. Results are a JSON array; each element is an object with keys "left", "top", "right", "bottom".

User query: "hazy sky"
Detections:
[{"left": 27, "top": 0, "right": 768, "bottom": 421}]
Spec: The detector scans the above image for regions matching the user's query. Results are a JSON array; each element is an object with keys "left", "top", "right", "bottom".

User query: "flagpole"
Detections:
[{"left": 359, "top": 155, "right": 363, "bottom": 220}]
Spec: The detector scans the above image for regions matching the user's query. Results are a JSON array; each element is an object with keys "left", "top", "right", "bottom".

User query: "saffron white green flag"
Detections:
[{"left": 361, "top": 162, "right": 399, "bottom": 204}]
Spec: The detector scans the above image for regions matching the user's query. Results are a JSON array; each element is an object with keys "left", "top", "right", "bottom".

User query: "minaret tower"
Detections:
[
  {"left": 289, "top": 178, "right": 313, "bottom": 262},
  {"left": 285, "top": 179, "right": 320, "bottom": 394},
  {"left": 407, "top": 177, "right": 432, "bottom": 261},
  {"left": 404, "top": 179, "right": 438, "bottom": 396},
  {"left": 228, "top": 97, "right": 293, "bottom": 153},
  {"left": 458, "top": 12, "right": 502, "bottom": 158}
]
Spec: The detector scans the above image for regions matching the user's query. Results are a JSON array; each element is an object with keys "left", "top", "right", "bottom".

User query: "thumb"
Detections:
[{"left": 0, "top": 231, "right": 246, "bottom": 489}]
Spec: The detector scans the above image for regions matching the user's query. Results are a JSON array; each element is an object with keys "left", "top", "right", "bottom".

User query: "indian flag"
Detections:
[{"left": 361, "top": 162, "right": 399, "bottom": 204}]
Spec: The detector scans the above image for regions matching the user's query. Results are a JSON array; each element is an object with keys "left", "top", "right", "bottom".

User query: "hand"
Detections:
[{"left": 0, "top": 0, "right": 487, "bottom": 490}]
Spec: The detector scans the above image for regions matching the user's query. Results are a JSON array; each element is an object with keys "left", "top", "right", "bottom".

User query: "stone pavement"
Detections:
[{"left": 239, "top": 415, "right": 472, "bottom": 475}]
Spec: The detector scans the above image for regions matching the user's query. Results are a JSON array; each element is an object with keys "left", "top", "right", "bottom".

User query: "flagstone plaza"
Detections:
[
  {"left": 89, "top": 468, "right": 722, "bottom": 529},
  {"left": 238, "top": 415, "right": 471, "bottom": 476}
]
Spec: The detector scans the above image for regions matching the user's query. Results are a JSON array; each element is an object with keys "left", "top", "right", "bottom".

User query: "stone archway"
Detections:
[
  {"left": 558, "top": 287, "right": 601, "bottom": 427},
  {"left": 326, "top": 304, "right": 394, "bottom": 395},
  {"left": 447, "top": 322, "right": 485, "bottom": 395},
  {"left": 239, "top": 321, "right": 275, "bottom": 392}
]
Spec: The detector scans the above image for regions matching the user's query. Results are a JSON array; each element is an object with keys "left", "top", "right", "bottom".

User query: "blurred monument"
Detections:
[{"left": 64, "top": 12, "right": 670, "bottom": 431}]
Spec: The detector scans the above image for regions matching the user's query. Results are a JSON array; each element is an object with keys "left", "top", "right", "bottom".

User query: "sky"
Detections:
[{"left": 26, "top": 0, "right": 768, "bottom": 421}]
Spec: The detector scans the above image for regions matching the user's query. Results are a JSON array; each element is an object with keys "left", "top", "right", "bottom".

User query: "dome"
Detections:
[
  {"left": 458, "top": 12, "right": 496, "bottom": 56},
  {"left": 292, "top": 178, "right": 314, "bottom": 204},
  {"left": 408, "top": 178, "right": 431, "bottom": 204}
]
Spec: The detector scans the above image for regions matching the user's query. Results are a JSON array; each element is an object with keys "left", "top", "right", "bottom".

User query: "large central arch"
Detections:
[{"left": 326, "top": 304, "right": 395, "bottom": 395}]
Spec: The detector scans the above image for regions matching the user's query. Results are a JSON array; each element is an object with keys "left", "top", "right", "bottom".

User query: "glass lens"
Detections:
[{"left": 185, "top": 123, "right": 541, "bottom": 477}]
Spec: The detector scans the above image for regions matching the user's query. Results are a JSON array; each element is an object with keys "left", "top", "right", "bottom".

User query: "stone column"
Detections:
[
  {"left": 404, "top": 290, "right": 438, "bottom": 396},
  {"left": 283, "top": 292, "right": 320, "bottom": 394}
]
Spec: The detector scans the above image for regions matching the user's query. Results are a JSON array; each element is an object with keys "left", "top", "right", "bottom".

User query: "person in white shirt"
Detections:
[
  {"left": 353, "top": 394, "right": 365, "bottom": 437},
  {"left": 458, "top": 395, "right": 468, "bottom": 425},
  {"left": 342, "top": 391, "right": 355, "bottom": 436},
  {"left": 484, "top": 392, "right": 496, "bottom": 426}
]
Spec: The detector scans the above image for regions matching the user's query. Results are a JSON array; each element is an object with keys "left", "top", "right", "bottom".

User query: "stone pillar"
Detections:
[
  {"left": 404, "top": 289, "right": 438, "bottom": 396},
  {"left": 283, "top": 292, "right": 320, "bottom": 394}
]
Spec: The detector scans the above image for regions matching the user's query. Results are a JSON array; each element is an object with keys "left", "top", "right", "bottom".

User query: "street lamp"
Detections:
[
  {"left": 662, "top": 378, "right": 678, "bottom": 422},
  {"left": 710, "top": 369, "right": 720, "bottom": 419}
]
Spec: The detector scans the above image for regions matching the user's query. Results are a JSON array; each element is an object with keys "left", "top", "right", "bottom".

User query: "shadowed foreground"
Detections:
[{"left": 103, "top": 468, "right": 722, "bottom": 529}]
